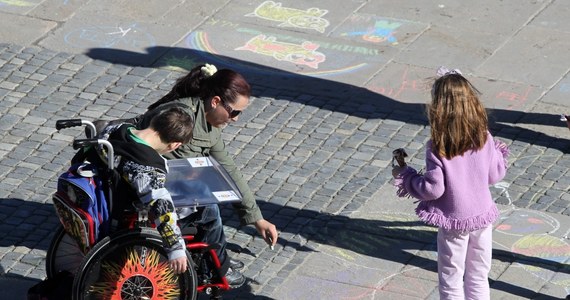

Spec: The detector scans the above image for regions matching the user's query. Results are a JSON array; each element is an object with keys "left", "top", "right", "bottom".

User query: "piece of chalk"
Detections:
[
  {"left": 269, "top": 237, "right": 275, "bottom": 250},
  {"left": 561, "top": 115, "right": 568, "bottom": 122}
]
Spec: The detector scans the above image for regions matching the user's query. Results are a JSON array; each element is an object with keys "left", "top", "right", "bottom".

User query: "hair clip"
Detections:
[
  {"left": 201, "top": 63, "right": 218, "bottom": 77},
  {"left": 436, "top": 66, "right": 462, "bottom": 78}
]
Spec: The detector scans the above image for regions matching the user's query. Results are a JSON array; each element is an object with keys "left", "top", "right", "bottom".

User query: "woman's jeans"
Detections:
[{"left": 179, "top": 204, "right": 229, "bottom": 275}]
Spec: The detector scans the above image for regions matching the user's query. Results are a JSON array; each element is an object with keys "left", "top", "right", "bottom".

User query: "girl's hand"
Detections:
[
  {"left": 496, "top": 140, "right": 508, "bottom": 151},
  {"left": 392, "top": 166, "right": 407, "bottom": 178}
]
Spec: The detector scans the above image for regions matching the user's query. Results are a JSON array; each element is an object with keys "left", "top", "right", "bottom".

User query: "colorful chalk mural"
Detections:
[
  {"left": 182, "top": 30, "right": 370, "bottom": 77},
  {"left": 235, "top": 34, "right": 325, "bottom": 69},
  {"left": 341, "top": 20, "right": 402, "bottom": 45},
  {"left": 246, "top": 1, "right": 330, "bottom": 33}
]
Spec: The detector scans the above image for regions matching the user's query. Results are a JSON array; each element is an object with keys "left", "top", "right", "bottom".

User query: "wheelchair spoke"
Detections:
[{"left": 122, "top": 275, "right": 154, "bottom": 300}]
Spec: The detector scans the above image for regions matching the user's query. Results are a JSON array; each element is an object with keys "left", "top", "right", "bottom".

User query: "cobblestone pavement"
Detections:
[{"left": 1, "top": 0, "right": 570, "bottom": 299}]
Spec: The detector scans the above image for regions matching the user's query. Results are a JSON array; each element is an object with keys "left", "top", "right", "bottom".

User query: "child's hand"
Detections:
[
  {"left": 392, "top": 166, "right": 407, "bottom": 178},
  {"left": 496, "top": 140, "right": 507, "bottom": 151},
  {"left": 169, "top": 256, "right": 187, "bottom": 274}
]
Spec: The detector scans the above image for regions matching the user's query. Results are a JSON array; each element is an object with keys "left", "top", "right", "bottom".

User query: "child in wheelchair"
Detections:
[
  {"left": 93, "top": 106, "right": 194, "bottom": 274},
  {"left": 43, "top": 105, "right": 245, "bottom": 299},
  {"left": 35, "top": 107, "right": 198, "bottom": 299}
]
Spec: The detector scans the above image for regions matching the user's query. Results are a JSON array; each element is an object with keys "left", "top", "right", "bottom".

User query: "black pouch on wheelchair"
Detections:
[{"left": 27, "top": 271, "right": 73, "bottom": 300}]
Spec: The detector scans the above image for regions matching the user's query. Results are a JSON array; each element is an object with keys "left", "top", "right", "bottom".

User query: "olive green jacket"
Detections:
[{"left": 138, "top": 97, "right": 263, "bottom": 225}]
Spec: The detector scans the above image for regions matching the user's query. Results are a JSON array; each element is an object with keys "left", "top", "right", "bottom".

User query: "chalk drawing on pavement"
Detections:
[
  {"left": 246, "top": 1, "right": 330, "bottom": 33},
  {"left": 496, "top": 209, "right": 560, "bottom": 236},
  {"left": 341, "top": 20, "right": 402, "bottom": 45},
  {"left": 0, "top": 0, "right": 34, "bottom": 6},
  {"left": 366, "top": 67, "right": 431, "bottom": 99},
  {"left": 366, "top": 66, "right": 537, "bottom": 108},
  {"left": 184, "top": 30, "right": 368, "bottom": 77},
  {"left": 510, "top": 234, "right": 570, "bottom": 292},
  {"left": 235, "top": 34, "right": 325, "bottom": 69},
  {"left": 334, "top": 14, "right": 429, "bottom": 47},
  {"left": 64, "top": 23, "right": 156, "bottom": 49},
  {"left": 494, "top": 85, "right": 532, "bottom": 110}
]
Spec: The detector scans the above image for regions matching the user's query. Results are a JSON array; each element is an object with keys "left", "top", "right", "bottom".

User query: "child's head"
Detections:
[
  {"left": 150, "top": 106, "right": 194, "bottom": 152},
  {"left": 428, "top": 68, "right": 488, "bottom": 159}
]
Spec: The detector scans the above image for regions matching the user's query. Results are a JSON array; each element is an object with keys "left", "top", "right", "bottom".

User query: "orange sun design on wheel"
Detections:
[{"left": 89, "top": 247, "right": 181, "bottom": 300}]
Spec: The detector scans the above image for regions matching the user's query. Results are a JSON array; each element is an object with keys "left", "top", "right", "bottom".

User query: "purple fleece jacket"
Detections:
[{"left": 395, "top": 132, "right": 508, "bottom": 232}]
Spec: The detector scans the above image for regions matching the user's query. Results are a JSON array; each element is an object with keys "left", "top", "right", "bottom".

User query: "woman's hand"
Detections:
[{"left": 254, "top": 219, "right": 278, "bottom": 249}]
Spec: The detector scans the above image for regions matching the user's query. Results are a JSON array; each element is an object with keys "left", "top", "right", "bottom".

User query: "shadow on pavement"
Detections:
[
  {"left": 223, "top": 201, "right": 570, "bottom": 299},
  {"left": 0, "top": 198, "right": 59, "bottom": 252},
  {"left": 84, "top": 46, "right": 570, "bottom": 153}
]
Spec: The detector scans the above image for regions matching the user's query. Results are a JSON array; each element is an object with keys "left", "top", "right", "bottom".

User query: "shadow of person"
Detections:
[
  {"left": 0, "top": 198, "right": 60, "bottom": 251},
  {"left": 220, "top": 200, "right": 570, "bottom": 299},
  {"left": 85, "top": 46, "right": 570, "bottom": 153}
]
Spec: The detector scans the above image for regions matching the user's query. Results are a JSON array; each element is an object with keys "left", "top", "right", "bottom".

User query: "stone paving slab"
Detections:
[
  {"left": 361, "top": 0, "right": 549, "bottom": 37},
  {"left": 0, "top": 13, "right": 57, "bottom": 46}
]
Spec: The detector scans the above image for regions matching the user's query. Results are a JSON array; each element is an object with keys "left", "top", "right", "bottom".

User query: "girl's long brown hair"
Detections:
[{"left": 428, "top": 74, "right": 488, "bottom": 159}]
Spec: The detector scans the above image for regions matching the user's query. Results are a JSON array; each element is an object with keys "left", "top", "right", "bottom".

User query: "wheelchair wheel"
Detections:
[
  {"left": 46, "top": 225, "right": 85, "bottom": 278},
  {"left": 73, "top": 227, "right": 198, "bottom": 300}
]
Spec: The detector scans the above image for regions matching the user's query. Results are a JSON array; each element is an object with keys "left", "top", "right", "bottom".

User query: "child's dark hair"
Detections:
[
  {"left": 150, "top": 107, "right": 194, "bottom": 144},
  {"left": 429, "top": 73, "right": 488, "bottom": 159},
  {"left": 148, "top": 64, "right": 251, "bottom": 110}
]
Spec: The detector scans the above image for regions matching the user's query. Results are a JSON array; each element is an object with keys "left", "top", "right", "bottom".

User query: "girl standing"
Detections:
[{"left": 392, "top": 67, "right": 508, "bottom": 300}]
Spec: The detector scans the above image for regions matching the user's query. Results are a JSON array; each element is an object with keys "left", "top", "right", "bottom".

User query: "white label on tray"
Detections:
[
  {"left": 188, "top": 157, "right": 212, "bottom": 167},
  {"left": 213, "top": 191, "right": 240, "bottom": 202}
]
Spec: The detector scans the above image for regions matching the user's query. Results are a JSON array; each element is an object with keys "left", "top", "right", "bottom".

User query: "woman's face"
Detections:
[{"left": 206, "top": 94, "right": 249, "bottom": 128}]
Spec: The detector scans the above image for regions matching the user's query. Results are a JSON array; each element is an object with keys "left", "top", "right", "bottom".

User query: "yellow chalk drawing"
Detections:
[
  {"left": 247, "top": 1, "right": 330, "bottom": 33},
  {"left": 512, "top": 234, "right": 570, "bottom": 263},
  {"left": 511, "top": 234, "right": 570, "bottom": 288},
  {"left": 334, "top": 249, "right": 356, "bottom": 261},
  {"left": 235, "top": 34, "right": 325, "bottom": 69},
  {"left": 0, "top": 0, "right": 34, "bottom": 6}
]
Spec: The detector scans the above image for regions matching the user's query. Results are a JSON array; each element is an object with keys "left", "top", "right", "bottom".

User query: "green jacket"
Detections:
[{"left": 139, "top": 97, "right": 263, "bottom": 225}]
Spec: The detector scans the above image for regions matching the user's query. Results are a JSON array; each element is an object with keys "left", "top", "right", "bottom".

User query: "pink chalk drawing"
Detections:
[
  {"left": 235, "top": 34, "right": 325, "bottom": 69},
  {"left": 495, "top": 86, "right": 532, "bottom": 110}
]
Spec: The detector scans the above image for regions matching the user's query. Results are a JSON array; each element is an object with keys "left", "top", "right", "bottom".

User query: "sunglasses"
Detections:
[{"left": 220, "top": 99, "right": 242, "bottom": 118}]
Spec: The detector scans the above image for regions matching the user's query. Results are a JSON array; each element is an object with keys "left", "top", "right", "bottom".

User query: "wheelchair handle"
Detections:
[
  {"left": 56, "top": 119, "right": 97, "bottom": 138},
  {"left": 56, "top": 119, "right": 82, "bottom": 130},
  {"left": 73, "top": 139, "right": 115, "bottom": 169}
]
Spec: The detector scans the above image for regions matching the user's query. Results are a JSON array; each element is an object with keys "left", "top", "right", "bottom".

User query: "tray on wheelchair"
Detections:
[{"left": 165, "top": 156, "right": 243, "bottom": 207}]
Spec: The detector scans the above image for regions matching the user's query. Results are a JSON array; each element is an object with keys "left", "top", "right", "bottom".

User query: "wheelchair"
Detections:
[{"left": 45, "top": 119, "right": 235, "bottom": 300}]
